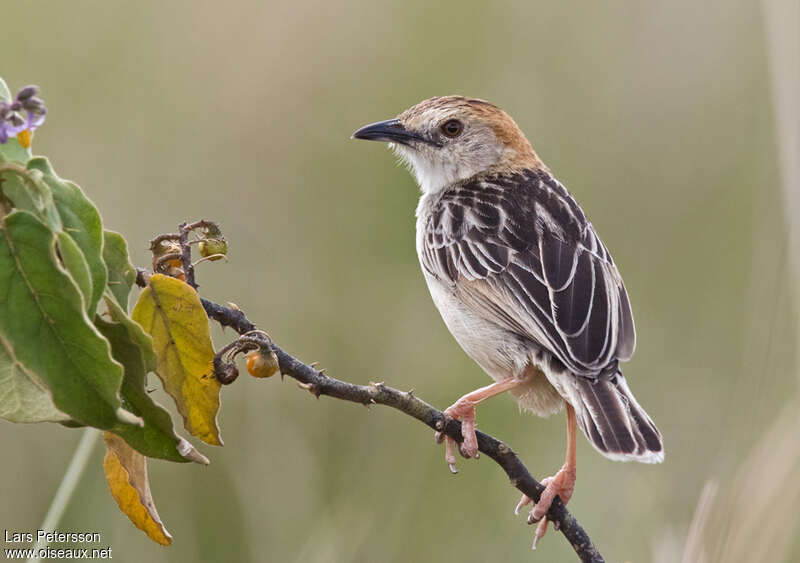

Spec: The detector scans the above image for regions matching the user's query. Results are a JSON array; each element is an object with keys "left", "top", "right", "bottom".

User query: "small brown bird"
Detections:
[{"left": 354, "top": 96, "right": 663, "bottom": 548}]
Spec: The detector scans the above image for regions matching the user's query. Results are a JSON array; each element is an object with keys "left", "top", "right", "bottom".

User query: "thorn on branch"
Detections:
[{"left": 297, "top": 381, "right": 320, "bottom": 398}]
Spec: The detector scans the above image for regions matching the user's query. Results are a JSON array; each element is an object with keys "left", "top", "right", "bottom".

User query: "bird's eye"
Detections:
[{"left": 440, "top": 119, "right": 463, "bottom": 138}]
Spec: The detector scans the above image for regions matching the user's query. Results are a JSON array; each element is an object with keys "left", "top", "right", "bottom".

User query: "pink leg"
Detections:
[
  {"left": 437, "top": 378, "right": 526, "bottom": 473},
  {"left": 514, "top": 404, "right": 577, "bottom": 549}
]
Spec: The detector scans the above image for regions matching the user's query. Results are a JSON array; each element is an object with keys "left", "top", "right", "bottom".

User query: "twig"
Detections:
[
  {"left": 178, "top": 219, "right": 219, "bottom": 289},
  {"left": 134, "top": 269, "right": 605, "bottom": 562},
  {"left": 198, "top": 291, "right": 604, "bottom": 562},
  {"left": 177, "top": 222, "right": 197, "bottom": 289}
]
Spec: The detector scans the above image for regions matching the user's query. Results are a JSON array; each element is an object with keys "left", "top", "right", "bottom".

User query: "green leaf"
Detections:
[
  {"left": 27, "top": 157, "right": 107, "bottom": 317},
  {"left": 104, "top": 294, "right": 157, "bottom": 384},
  {"left": 0, "top": 341, "right": 70, "bottom": 423},
  {"left": 0, "top": 164, "right": 62, "bottom": 231},
  {"left": 103, "top": 230, "right": 137, "bottom": 311},
  {"left": 57, "top": 231, "right": 93, "bottom": 311},
  {"left": 0, "top": 210, "right": 138, "bottom": 429},
  {"left": 0, "top": 141, "right": 32, "bottom": 167},
  {"left": 96, "top": 317, "right": 207, "bottom": 464}
]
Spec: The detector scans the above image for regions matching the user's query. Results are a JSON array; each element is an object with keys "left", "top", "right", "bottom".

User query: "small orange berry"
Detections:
[{"left": 246, "top": 350, "right": 280, "bottom": 378}]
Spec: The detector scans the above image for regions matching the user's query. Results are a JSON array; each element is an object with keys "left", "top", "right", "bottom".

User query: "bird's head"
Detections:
[{"left": 353, "top": 96, "right": 544, "bottom": 193}]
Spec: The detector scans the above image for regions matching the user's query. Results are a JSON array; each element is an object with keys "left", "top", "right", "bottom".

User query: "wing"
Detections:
[{"left": 420, "top": 169, "right": 636, "bottom": 378}]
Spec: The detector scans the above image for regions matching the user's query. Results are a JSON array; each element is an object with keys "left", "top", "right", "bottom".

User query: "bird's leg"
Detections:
[
  {"left": 436, "top": 377, "right": 526, "bottom": 473},
  {"left": 514, "top": 403, "right": 577, "bottom": 549}
]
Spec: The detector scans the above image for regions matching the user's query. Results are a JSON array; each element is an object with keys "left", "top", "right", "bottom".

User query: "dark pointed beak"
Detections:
[{"left": 352, "top": 118, "right": 426, "bottom": 146}]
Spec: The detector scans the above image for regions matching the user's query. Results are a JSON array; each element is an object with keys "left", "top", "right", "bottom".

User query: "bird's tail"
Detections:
[{"left": 570, "top": 371, "right": 664, "bottom": 463}]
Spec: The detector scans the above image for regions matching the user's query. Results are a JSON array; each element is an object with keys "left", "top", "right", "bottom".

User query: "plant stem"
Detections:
[{"left": 26, "top": 428, "right": 98, "bottom": 563}]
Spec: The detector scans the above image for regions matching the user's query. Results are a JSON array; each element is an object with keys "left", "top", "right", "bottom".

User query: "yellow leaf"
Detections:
[
  {"left": 131, "top": 274, "right": 222, "bottom": 445},
  {"left": 103, "top": 432, "right": 172, "bottom": 546}
]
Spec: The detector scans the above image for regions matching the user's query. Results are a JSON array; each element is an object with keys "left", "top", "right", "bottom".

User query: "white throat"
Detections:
[
  {"left": 390, "top": 141, "right": 506, "bottom": 195},
  {"left": 394, "top": 143, "right": 492, "bottom": 195},
  {"left": 390, "top": 144, "right": 456, "bottom": 194}
]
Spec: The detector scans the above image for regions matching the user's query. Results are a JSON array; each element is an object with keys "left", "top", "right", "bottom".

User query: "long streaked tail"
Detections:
[{"left": 571, "top": 371, "right": 664, "bottom": 463}]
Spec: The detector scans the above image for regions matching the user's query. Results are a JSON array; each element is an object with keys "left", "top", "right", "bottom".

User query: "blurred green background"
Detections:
[{"left": 2, "top": 1, "right": 798, "bottom": 561}]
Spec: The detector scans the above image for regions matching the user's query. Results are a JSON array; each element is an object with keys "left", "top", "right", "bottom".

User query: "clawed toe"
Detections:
[
  {"left": 434, "top": 429, "right": 467, "bottom": 472},
  {"left": 514, "top": 493, "right": 552, "bottom": 549},
  {"left": 438, "top": 401, "right": 480, "bottom": 472},
  {"left": 514, "top": 464, "right": 576, "bottom": 549},
  {"left": 459, "top": 434, "right": 479, "bottom": 459},
  {"left": 532, "top": 518, "right": 548, "bottom": 550},
  {"left": 444, "top": 434, "right": 459, "bottom": 473},
  {"left": 514, "top": 494, "right": 532, "bottom": 516},
  {"left": 530, "top": 466, "right": 574, "bottom": 522},
  {"left": 435, "top": 380, "right": 526, "bottom": 473}
]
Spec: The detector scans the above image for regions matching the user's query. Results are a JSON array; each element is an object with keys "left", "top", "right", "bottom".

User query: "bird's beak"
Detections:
[{"left": 352, "top": 118, "right": 425, "bottom": 146}]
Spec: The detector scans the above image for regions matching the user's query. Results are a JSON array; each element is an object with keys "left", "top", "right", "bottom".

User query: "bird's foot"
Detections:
[
  {"left": 433, "top": 397, "right": 479, "bottom": 473},
  {"left": 514, "top": 464, "right": 576, "bottom": 549}
]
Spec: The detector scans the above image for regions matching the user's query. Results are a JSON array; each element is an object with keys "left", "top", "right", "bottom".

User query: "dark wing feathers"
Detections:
[
  {"left": 420, "top": 169, "right": 635, "bottom": 378},
  {"left": 551, "top": 245, "right": 594, "bottom": 336},
  {"left": 616, "top": 283, "right": 636, "bottom": 361}
]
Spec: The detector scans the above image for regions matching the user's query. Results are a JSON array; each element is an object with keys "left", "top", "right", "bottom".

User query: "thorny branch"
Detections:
[{"left": 135, "top": 222, "right": 605, "bottom": 563}]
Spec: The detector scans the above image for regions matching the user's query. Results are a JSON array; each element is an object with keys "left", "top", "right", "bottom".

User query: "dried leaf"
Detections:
[
  {"left": 131, "top": 274, "right": 222, "bottom": 445},
  {"left": 103, "top": 432, "right": 172, "bottom": 546}
]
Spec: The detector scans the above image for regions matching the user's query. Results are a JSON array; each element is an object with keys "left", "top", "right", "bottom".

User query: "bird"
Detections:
[{"left": 353, "top": 96, "right": 663, "bottom": 548}]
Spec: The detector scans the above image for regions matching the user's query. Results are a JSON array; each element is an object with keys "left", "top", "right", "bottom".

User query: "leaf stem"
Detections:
[{"left": 26, "top": 428, "right": 98, "bottom": 563}]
